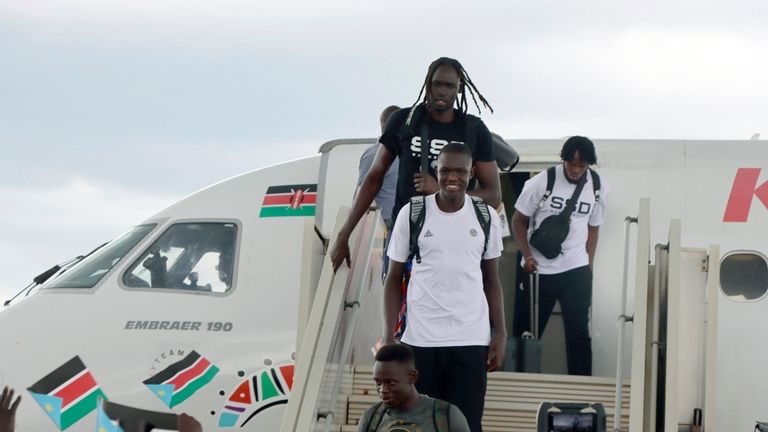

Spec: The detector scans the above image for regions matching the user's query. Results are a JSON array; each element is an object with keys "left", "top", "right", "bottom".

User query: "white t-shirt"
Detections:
[
  {"left": 387, "top": 194, "right": 503, "bottom": 347},
  {"left": 514, "top": 165, "right": 608, "bottom": 275}
]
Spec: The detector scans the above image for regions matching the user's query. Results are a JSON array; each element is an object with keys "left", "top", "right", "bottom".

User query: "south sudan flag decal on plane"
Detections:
[
  {"left": 27, "top": 356, "right": 107, "bottom": 431},
  {"left": 259, "top": 184, "right": 317, "bottom": 218},
  {"left": 143, "top": 351, "right": 219, "bottom": 408}
]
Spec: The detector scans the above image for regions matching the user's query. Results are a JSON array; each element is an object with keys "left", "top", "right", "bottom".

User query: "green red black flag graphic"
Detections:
[
  {"left": 27, "top": 356, "right": 107, "bottom": 430},
  {"left": 143, "top": 350, "right": 219, "bottom": 408},
  {"left": 259, "top": 184, "right": 317, "bottom": 218}
]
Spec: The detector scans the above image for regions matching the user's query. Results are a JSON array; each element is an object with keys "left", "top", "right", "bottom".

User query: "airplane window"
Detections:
[
  {"left": 46, "top": 224, "right": 157, "bottom": 289},
  {"left": 188, "top": 252, "right": 230, "bottom": 293},
  {"left": 720, "top": 252, "right": 768, "bottom": 302},
  {"left": 122, "top": 222, "right": 238, "bottom": 293},
  {"left": 129, "top": 246, "right": 184, "bottom": 288}
]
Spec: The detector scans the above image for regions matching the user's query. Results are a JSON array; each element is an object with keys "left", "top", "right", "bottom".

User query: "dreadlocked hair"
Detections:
[{"left": 411, "top": 57, "right": 493, "bottom": 118}]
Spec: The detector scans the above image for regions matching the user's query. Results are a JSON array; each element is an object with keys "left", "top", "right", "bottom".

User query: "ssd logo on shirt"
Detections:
[
  {"left": 550, "top": 196, "right": 593, "bottom": 215},
  {"left": 409, "top": 137, "right": 465, "bottom": 157}
]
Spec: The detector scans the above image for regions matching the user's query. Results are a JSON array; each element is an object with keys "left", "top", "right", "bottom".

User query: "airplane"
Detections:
[{"left": 0, "top": 136, "right": 766, "bottom": 431}]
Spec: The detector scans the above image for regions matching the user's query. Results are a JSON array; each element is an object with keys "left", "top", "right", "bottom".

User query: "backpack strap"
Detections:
[
  {"left": 365, "top": 401, "right": 387, "bottom": 432},
  {"left": 470, "top": 196, "right": 492, "bottom": 259},
  {"left": 589, "top": 168, "right": 601, "bottom": 203},
  {"left": 408, "top": 196, "right": 427, "bottom": 264},
  {"left": 433, "top": 399, "right": 451, "bottom": 432},
  {"left": 532, "top": 165, "right": 557, "bottom": 228},
  {"left": 539, "top": 166, "right": 557, "bottom": 208}
]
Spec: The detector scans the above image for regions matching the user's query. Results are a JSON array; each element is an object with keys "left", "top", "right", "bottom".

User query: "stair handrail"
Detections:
[
  {"left": 613, "top": 215, "right": 638, "bottom": 431},
  {"left": 280, "top": 207, "right": 381, "bottom": 432}
]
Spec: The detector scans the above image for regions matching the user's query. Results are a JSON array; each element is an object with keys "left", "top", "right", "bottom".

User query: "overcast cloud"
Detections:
[{"left": 1, "top": 0, "right": 767, "bottom": 300}]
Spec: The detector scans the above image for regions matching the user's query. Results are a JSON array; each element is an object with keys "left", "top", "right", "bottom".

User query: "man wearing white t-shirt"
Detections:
[
  {"left": 384, "top": 143, "right": 506, "bottom": 432},
  {"left": 511, "top": 136, "right": 608, "bottom": 376}
]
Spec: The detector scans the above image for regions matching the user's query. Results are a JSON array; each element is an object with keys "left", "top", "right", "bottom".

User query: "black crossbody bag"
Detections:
[{"left": 529, "top": 172, "right": 587, "bottom": 259}]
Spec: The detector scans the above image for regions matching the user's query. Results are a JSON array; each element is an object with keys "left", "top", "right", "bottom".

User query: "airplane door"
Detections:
[
  {"left": 714, "top": 248, "right": 768, "bottom": 432},
  {"left": 644, "top": 218, "right": 718, "bottom": 432}
]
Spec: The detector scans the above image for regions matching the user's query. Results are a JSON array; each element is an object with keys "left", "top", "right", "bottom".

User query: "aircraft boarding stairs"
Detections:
[
  {"left": 280, "top": 198, "right": 719, "bottom": 432},
  {"left": 345, "top": 366, "right": 629, "bottom": 431}
]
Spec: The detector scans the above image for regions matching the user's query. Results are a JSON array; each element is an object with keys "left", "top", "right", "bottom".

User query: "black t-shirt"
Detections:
[{"left": 380, "top": 106, "right": 494, "bottom": 221}]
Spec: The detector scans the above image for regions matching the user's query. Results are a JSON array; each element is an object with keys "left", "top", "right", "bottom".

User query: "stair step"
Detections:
[{"left": 343, "top": 365, "right": 631, "bottom": 431}]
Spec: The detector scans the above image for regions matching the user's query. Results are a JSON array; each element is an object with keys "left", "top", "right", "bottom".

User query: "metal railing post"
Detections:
[{"left": 614, "top": 216, "right": 638, "bottom": 432}]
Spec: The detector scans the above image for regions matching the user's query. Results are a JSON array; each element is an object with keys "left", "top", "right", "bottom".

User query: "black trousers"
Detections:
[
  {"left": 405, "top": 344, "right": 487, "bottom": 432},
  {"left": 513, "top": 265, "right": 593, "bottom": 376}
]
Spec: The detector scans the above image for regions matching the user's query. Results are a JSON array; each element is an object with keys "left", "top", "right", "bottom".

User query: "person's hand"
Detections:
[
  {"left": 382, "top": 333, "right": 396, "bottom": 346},
  {"left": 371, "top": 336, "right": 395, "bottom": 356},
  {"left": 522, "top": 256, "right": 538, "bottom": 273},
  {"left": 413, "top": 173, "right": 438, "bottom": 194},
  {"left": 0, "top": 386, "right": 21, "bottom": 432},
  {"left": 486, "top": 333, "right": 507, "bottom": 372},
  {"left": 372, "top": 334, "right": 398, "bottom": 357},
  {"left": 330, "top": 231, "right": 351, "bottom": 272},
  {"left": 177, "top": 413, "right": 203, "bottom": 432}
]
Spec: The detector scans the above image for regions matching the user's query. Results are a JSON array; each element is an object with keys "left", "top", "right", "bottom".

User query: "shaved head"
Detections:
[{"left": 380, "top": 105, "right": 400, "bottom": 133}]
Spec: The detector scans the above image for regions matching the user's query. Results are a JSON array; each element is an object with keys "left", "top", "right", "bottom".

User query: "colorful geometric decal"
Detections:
[
  {"left": 95, "top": 397, "right": 123, "bottom": 432},
  {"left": 143, "top": 351, "right": 219, "bottom": 408},
  {"left": 259, "top": 184, "right": 317, "bottom": 218},
  {"left": 218, "top": 364, "right": 295, "bottom": 428},
  {"left": 27, "top": 356, "right": 107, "bottom": 431}
]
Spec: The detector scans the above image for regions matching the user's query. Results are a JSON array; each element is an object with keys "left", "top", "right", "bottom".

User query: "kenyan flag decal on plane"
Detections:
[
  {"left": 27, "top": 356, "right": 107, "bottom": 431},
  {"left": 143, "top": 351, "right": 219, "bottom": 408},
  {"left": 259, "top": 184, "right": 317, "bottom": 218}
]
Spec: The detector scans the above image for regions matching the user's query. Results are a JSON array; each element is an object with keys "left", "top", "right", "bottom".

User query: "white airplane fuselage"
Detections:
[{"left": 0, "top": 138, "right": 766, "bottom": 431}]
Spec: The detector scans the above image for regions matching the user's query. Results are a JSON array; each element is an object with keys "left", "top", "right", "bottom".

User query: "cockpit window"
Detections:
[
  {"left": 122, "top": 222, "right": 238, "bottom": 293},
  {"left": 720, "top": 251, "right": 768, "bottom": 302},
  {"left": 46, "top": 224, "right": 156, "bottom": 289}
]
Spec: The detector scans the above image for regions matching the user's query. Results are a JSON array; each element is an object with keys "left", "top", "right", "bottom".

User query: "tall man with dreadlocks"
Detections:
[
  {"left": 331, "top": 57, "right": 502, "bottom": 432},
  {"left": 331, "top": 57, "right": 501, "bottom": 269}
]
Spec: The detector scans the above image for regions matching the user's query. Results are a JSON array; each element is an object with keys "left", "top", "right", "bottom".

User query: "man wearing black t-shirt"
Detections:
[{"left": 331, "top": 57, "right": 501, "bottom": 271}]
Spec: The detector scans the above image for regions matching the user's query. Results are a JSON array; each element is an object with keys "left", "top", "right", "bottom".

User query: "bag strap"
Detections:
[
  {"left": 365, "top": 401, "right": 387, "bottom": 432},
  {"left": 561, "top": 171, "right": 588, "bottom": 219},
  {"left": 470, "top": 196, "right": 492, "bottom": 259},
  {"left": 433, "top": 399, "right": 451, "bottom": 432},
  {"left": 589, "top": 168, "right": 601, "bottom": 203},
  {"left": 408, "top": 196, "right": 427, "bottom": 264}
]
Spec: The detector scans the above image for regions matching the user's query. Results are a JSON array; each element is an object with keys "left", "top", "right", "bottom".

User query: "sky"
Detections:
[{"left": 1, "top": 0, "right": 767, "bottom": 301}]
